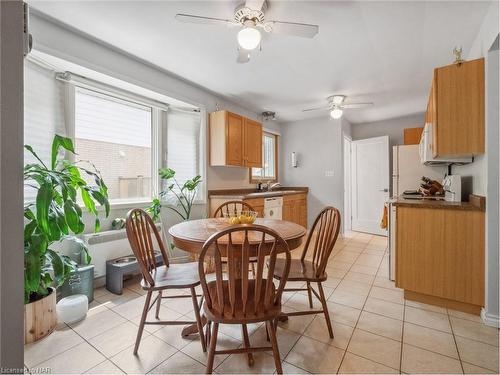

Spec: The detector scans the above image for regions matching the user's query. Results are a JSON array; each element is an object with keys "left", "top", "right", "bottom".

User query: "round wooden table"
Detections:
[
  {"left": 168, "top": 218, "right": 307, "bottom": 337},
  {"left": 169, "top": 217, "right": 307, "bottom": 254}
]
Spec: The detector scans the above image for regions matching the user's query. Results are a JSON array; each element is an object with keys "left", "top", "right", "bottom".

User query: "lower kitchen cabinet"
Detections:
[
  {"left": 242, "top": 197, "right": 265, "bottom": 218},
  {"left": 395, "top": 205, "right": 485, "bottom": 314},
  {"left": 210, "top": 192, "right": 308, "bottom": 228},
  {"left": 283, "top": 194, "right": 307, "bottom": 228}
]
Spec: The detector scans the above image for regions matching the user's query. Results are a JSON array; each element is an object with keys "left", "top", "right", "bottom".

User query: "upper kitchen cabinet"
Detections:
[
  {"left": 209, "top": 110, "right": 262, "bottom": 167},
  {"left": 427, "top": 58, "right": 485, "bottom": 157}
]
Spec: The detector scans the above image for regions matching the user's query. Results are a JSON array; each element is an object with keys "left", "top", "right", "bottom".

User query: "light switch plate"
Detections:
[{"left": 325, "top": 170, "right": 335, "bottom": 177}]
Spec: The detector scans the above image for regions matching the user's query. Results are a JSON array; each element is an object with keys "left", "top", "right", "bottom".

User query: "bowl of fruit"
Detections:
[{"left": 223, "top": 211, "right": 258, "bottom": 225}]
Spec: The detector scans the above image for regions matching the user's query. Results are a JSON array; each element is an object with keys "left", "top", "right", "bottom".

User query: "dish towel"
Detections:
[{"left": 380, "top": 203, "right": 388, "bottom": 229}]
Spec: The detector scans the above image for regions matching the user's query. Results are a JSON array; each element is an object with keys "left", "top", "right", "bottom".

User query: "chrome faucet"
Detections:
[{"left": 268, "top": 182, "right": 282, "bottom": 191}]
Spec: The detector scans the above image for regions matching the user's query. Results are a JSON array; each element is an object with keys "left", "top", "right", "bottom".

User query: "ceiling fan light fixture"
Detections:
[
  {"left": 332, "top": 95, "right": 345, "bottom": 105},
  {"left": 237, "top": 26, "right": 261, "bottom": 50},
  {"left": 330, "top": 107, "right": 343, "bottom": 119}
]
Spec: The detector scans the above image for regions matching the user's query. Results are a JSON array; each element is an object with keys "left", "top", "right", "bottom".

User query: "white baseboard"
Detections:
[{"left": 481, "top": 308, "right": 500, "bottom": 327}]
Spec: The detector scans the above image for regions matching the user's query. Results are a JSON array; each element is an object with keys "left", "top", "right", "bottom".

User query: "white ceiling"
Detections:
[{"left": 29, "top": 1, "right": 491, "bottom": 124}]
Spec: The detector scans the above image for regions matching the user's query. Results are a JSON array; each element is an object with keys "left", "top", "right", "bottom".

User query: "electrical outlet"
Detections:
[{"left": 325, "top": 170, "right": 335, "bottom": 177}]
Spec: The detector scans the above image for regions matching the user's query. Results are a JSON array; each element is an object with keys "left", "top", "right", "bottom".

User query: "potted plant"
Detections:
[
  {"left": 24, "top": 135, "right": 109, "bottom": 343},
  {"left": 147, "top": 168, "right": 202, "bottom": 256},
  {"left": 147, "top": 167, "right": 202, "bottom": 222}
]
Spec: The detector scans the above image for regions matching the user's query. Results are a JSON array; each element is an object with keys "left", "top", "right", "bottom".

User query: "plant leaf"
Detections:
[
  {"left": 24, "top": 145, "right": 48, "bottom": 169},
  {"left": 89, "top": 188, "right": 110, "bottom": 217},
  {"left": 36, "top": 182, "right": 53, "bottom": 236},
  {"left": 159, "top": 167, "right": 175, "bottom": 180},
  {"left": 24, "top": 220, "right": 37, "bottom": 242},
  {"left": 64, "top": 200, "right": 85, "bottom": 234},
  {"left": 81, "top": 187, "right": 97, "bottom": 215},
  {"left": 51, "top": 135, "right": 75, "bottom": 170}
]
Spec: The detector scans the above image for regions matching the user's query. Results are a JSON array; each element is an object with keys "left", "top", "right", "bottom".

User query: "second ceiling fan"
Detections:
[
  {"left": 175, "top": 0, "right": 319, "bottom": 63},
  {"left": 303, "top": 95, "right": 374, "bottom": 119}
]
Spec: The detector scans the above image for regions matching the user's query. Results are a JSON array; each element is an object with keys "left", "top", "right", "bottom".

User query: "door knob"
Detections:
[{"left": 379, "top": 188, "right": 389, "bottom": 192}]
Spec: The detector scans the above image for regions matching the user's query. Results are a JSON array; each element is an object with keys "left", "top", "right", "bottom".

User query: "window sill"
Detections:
[
  {"left": 82, "top": 199, "right": 152, "bottom": 212},
  {"left": 82, "top": 198, "right": 207, "bottom": 213},
  {"left": 249, "top": 178, "right": 278, "bottom": 184}
]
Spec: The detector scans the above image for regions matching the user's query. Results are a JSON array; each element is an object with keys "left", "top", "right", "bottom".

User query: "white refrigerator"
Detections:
[
  {"left": 392, "top": 144, "right": 447, "bottom": 196},
  {"left": 388, "top": 145, "right": 446, "bottom": 280}
]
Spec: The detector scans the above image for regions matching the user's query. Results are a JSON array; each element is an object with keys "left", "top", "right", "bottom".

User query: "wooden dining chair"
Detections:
[
  {"left": 212, "top": 200, "right": 258, "bottom": 275},
  {"left": 271, "top": 206, "right": 341, "bottom": 338},
  {"left": 125, "top": 208, "right": 206, "bottom": 354},
  {"left": 212, "top": 200, "right": 256, "bottom": 219},
  {"left": 198, "top": 225, "right": 291, "bottom": 374}
]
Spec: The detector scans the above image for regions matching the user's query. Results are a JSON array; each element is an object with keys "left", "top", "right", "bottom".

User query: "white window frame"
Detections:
[
  {"left": 250, "top": 131, "right": 279, "bottom": 183},
  {"left": 65, "top": 79, "right": 206, "bottom": 209},
  {"left": 160, "top": 107, "right": 206, "bottom": 205}
]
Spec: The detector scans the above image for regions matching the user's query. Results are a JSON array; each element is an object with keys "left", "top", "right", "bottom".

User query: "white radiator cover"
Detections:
[
  {"left": 83, "top": 224, "right": 161, "bottom": 278},
  {"left": 85, "top": 237, "right": 132, "bottom": 278}
]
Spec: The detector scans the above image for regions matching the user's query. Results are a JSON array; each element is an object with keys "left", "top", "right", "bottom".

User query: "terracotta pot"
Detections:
[{"left": 24, "top": 287, "right": 57, "bottom": 344}]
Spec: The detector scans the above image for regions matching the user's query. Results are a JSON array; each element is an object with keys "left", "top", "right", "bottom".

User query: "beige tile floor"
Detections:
[{"left": 25, "top": 232, "right": 499, "bottom": 374}]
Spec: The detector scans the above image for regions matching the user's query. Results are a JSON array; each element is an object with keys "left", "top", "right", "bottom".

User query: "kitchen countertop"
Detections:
[
  {"left": 208, "top": 187, "right": 308, "bottom": 200},
  {"left": 391, "top": 195, "right": 485, "bottom": 211}
]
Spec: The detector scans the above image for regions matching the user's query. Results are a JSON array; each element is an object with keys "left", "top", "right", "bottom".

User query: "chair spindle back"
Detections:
[
  {"left": 126, "top": 208, "right": 169, "bottom": 287},
  {"left": 301, "top": 207, "right": 341, "bottom": 278},
  {"left": 213, "top": 201, "right": 256, "bottom": 218},
  {"left": 198, "top": 225, "right": 291, "bottom": 317}
]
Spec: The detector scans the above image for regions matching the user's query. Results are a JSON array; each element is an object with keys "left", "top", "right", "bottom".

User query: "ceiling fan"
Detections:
[
  {"left": 302, "top": 95, "right": 374, "bottom": 119},
  {"left": 175, "top": 0, "right": 319, "bottom": 63}
]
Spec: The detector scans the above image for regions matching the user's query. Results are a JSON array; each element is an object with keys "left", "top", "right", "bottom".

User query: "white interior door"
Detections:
[
  {"left": 351, "top": 136, "right": 389, "bottom": 236},
  {"left": 343, "top": 136, "right": 352, "bottom": 233}
]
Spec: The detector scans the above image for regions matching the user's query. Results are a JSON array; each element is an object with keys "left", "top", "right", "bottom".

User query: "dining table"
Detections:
[{"left": 168, "top": 217, "right": 307, "bottom": 337}]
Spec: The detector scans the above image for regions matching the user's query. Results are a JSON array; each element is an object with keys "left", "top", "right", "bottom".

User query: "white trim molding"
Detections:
[{"left": 481, "top": 308, "right": 500, "bottom": 328}]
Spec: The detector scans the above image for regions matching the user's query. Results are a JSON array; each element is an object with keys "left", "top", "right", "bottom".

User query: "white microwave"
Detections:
[{"left": 419, "top": 123, "right": 473, "bottom": 165}]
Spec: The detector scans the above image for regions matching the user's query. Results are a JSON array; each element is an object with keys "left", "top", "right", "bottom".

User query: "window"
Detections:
[
  {"left": 75, "top": 87, "right": 153, "bottom": 203},
  {"left": 24, "top": 58, "right": 204, "bottom": 207},
  {"left": 251, "top": 132, "right": 278, "bottom": 182},
  {"left": 165, "top": 109, "right": 202, "bottom": 189},
  {"left": 24, "top": 61, "right": 66, "bottom": 200}
]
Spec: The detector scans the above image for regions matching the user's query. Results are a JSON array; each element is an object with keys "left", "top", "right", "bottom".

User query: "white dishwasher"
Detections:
[{"left": 264, "top": 197, "right": 283, "bottom": 219}]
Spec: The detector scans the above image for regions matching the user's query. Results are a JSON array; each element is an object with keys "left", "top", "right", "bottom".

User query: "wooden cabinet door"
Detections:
[
  {"left": 396, "top": 206, "right": 484, "bottom": 308},
  {"left": 243, "top": 118, "right": 262, "bottom": 168},
  {"left": 434, "top": 58, "right": 485, "bottom": 156},
  {"left": 403, "top": 127, "right": 424, "bottom": 145},
  {"left": 243, "top": 198, "right": 264, "bottom": 218},
  {"left": 226, "top": 112, "right": 244, "bottom": 166},
  {"left": 283, "top": 194, "right": 307, "bottom": 228},
  {"left": 283, "top": 199, "right": 294, "bottom": 223}
]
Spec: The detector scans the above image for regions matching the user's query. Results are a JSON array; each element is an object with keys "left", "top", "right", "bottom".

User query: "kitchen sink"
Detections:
[{"left": 247, "top": 190, "right": 301, "bottom": 197}]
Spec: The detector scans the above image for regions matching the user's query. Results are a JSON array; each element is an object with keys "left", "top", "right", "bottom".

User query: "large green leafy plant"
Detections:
[
  {"left": 147, "top": 168, "right": 202, "bottom": 222},
  {"left": 24, "top": 135, "right": 109, "bottom": 303}
]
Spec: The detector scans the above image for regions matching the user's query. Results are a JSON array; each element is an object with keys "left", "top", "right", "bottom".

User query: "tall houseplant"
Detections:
[
  {"left": 24, "top": 135, "right": 109, "bottom": 342},
  {"left": 147, "top": 167, "right": 202, "bottom": 222}
]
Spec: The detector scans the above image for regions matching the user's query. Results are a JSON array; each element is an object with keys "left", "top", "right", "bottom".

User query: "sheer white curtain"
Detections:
[
  {"left": 164, "top": 108, "right": 202, "bottom": 198},
  {"left": 24, "top": 61, "right": 67, "bottom": 200}
]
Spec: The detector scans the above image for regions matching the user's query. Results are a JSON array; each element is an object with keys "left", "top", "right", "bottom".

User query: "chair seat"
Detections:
[
  {"left": 272, "top": 258, "right": 327, "bottom": 282},
  {"left": 202, "top": 279, "right": 281, "bottom": 323},
  {"left": 141, "top": 263, "right": 200, "bottom": 290}
]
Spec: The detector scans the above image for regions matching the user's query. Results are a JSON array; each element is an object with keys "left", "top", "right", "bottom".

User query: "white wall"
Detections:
[
  {"left": 29, "top": 11, "right": 281, "bottom": 193},
  {"left": 351, "top": 112, "right": 424, "bottom": 147},
  {"left": 457, "top": 0, "right": 499, "bottom": 327},
  {"left": 453, "top": 0, "right": 499, "bottom": 196},
  {"left": 280, "top": 116, "right": 351, "bottom": 227}
]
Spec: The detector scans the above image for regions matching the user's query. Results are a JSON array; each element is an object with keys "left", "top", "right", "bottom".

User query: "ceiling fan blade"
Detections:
[
  {"left": 237, "top": 48, "right": 251, "bottom": 64},
  {"left": 175, "top": 13, "right": 237, "bottom": 28},
  {"left": 264, "top": 20, "right": 319, "bottom": 38},
  {"left": 245, "top": 0, "right": 266, "bottom": 10},
  {"left": 302, "top": 105, "right": 331, "bottom": 112},
  {"left": 341, "top": 102, "right": 374, "bottom": 109}
]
